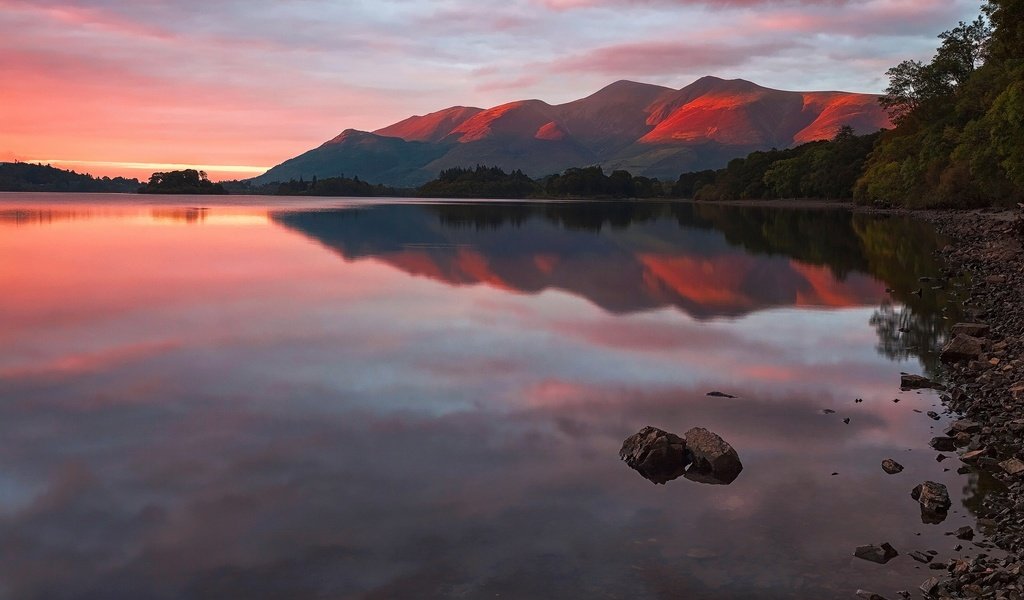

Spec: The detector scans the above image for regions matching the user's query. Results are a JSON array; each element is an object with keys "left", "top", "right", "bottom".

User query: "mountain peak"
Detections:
[
  {"left": 324, "top": 129, "right": 368, "bottom": 145},
  {"left": 374, "top": 106, "right": 484, "bottom": 143},
  {"left": 682, "top": 75, "right": 763, "bottom": 94}
]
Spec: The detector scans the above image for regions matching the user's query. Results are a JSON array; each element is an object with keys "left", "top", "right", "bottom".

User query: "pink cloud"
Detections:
[
  {"left": 547, "top": 40, "right": 802, "bottom": 75},
  {"left": 537, "top": 0, "right": 855, "bottom": 8}
]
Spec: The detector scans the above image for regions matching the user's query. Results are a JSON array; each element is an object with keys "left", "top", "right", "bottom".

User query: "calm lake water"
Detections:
[{"left": 0, "top": 194, "right": 993, "bottom": 599}]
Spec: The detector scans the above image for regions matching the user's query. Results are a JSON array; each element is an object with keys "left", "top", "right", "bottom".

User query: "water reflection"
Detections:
[
  {"left": 0, "top": 196, "right": 976, "bottom": 599},
  {"left": 272, "top": 202, "right": 929, "bottom": 320},
  {"left": 274, "top": 201, "right": 956, "bottom": 375}
]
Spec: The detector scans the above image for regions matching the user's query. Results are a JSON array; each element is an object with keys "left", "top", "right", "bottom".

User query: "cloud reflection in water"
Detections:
[{"left": 0, "top": 198, "right": 970, "bottom": 599}]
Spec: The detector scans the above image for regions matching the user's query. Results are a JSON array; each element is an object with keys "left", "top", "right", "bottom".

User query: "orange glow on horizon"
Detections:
[{"left": 19, "top": 159, "right": 270, "bottom": 182}]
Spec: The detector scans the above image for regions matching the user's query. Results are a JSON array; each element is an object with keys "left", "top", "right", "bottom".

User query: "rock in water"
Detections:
[
  {"left": 929, "top": 436, "right": 956, "bottom": 451},
  {"left": 619, "top": 426, "right": 690, "bottom": 485},
  {"left": 854, "top": 542, "right": 899, "bottom": 564},
  {"left": 900, "top": 374, "right": 944, "bottom": 390},
  {"left": 706, "top": 391, "right": 736, "bottom": 398},
  {"left": 856, "top": 590, "right": 890, "bottom": 600},
  {"left": 882, "top": 459, "right": 905, "bottom": 474},
  {"left": 683, "top": 427, "right": 744, "bottom": 485},
  {"left": 940, "top": 334, "right": 985, "bottom": 363},
  {"left": 912, "top": 481, "right": 952, "bottom": 524}
]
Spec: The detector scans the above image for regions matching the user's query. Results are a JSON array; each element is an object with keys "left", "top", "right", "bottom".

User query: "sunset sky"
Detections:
[{"left": 1, "top": 0, "right": 981, "bottom": 180}]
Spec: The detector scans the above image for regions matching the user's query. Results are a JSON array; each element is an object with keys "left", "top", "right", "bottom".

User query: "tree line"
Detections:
[{"left": 0, "top": 162, "right": 140, "bottom": 193}]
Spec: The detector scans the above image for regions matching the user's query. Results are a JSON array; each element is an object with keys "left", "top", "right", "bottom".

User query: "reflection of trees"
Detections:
[
  {"left": 870, "top": 300, "right": 946, "bottom": 378},
  {"left": 854, "top": 215, "right": 963, "bottom": 375},
  {"left": 688, "top": 203, "right": 868, "bottom": 278},
  {"left": 432, "top": 201, "right": 668, "bottom": 232},
  {"left": 961, "top": 471, "right": 1007, "bottom": 519},
  {"left": 151, "top": 208, "right": 207, "bottom": 224},
  {"left": 0, "top": 210, "right": 93, "bottom": 226}
]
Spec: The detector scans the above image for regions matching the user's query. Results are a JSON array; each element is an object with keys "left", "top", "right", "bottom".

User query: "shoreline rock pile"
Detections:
[{"left": 910, "top": 207, "right": 1024, "bottom": 598}]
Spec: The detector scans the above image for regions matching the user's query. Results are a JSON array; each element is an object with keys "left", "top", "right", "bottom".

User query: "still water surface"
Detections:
[{"left": 0, "top": 194, "right": 991, "bottom": 599}]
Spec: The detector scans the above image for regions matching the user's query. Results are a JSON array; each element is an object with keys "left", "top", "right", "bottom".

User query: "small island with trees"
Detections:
[{"left": 137, "top": 169, "right": 228, "bottom": 195}]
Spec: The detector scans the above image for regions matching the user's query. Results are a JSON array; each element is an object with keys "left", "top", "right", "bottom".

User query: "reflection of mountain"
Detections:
[{"left": 270, "top": 202, "right": 934, "bottom": 320}]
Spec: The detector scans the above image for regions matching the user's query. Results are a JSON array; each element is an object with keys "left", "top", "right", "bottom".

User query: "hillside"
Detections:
[{"left": 253, "top": 76, "right": 890, "bottom": 186}]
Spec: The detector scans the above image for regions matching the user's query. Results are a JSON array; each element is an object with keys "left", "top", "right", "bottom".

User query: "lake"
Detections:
[{"left": 0, "top": 194, "right": 991, "bottom": 599}]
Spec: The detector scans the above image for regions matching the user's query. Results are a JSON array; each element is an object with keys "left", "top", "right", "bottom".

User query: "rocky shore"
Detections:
[{"left": 905, "top": 207, "right": 1024, "bottom": 599}]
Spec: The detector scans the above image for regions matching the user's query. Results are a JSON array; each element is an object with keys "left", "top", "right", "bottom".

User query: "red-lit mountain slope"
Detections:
[{"left": 254, "top": 76, "right": 890, "bottom": 186}]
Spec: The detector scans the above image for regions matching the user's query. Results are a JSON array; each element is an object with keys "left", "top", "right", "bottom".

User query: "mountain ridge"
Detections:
[{"left": 253, "top": 76, "right": 890, "bottom": 187}]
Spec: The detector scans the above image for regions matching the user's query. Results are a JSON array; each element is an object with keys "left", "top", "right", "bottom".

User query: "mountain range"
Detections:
[{"left": 253, "top": 76, "right": 891, "bottom": 187}]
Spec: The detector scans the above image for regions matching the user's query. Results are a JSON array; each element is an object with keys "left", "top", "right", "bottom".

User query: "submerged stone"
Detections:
[
  {"left": 854, "top": 542, "right": 899, "bottom": 564},
  {"left": 683, "top": 427, "right": 744, "bottom": 485},
  {"left": 912, "top": 481, "right": 951, "bottom": 524},
  {"left": 619, "top": 426, "right": 689, "bottom": 485}
]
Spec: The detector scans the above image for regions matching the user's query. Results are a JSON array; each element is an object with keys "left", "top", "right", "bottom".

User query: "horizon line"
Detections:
[{"left": 21, "top": 159, "right": 270, "bottom": 175}]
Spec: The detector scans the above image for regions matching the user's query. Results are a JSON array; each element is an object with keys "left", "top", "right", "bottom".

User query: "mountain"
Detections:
[{"left": 253, "top": 76, "right": 891, "bottom": 187}]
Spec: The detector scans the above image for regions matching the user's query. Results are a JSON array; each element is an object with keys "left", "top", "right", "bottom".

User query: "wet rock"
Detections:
[
  {"left": 706, "top": 391, "right": 736, "bottom": 398},
  {"left": 920, "top": 576, "right": 943, "bottom": 597},
  {"left": 940, "top": 334, "right": 985, "bottom": 363},
  {"left": 683, "top": 427, "right": 743, "bottom": 485},
  {"left": 929, "top": 436, "right": 957, "bottom": 451},
  {"left": 912, "top": 481, "right": 951, "bottom": 524},
  {"left": 951, "top": 323, "right": 991, "bottom": 338},
  {"left": 882, "top": 459, "right": 904, "bottom": 474},
  {"left": 999, "top": 457, "right": 1024, "bottom": 476},
  {"left": 854, "top": 542, "right": 899, "bottom": 564},
  {"left": 960, "top": 448, "right": 987, "bottom": 462},
  {"left": 909, "top": 550, "right": 934, "bottom": 563},
  {"left": 948, "top": 419, "right": 982, "bottom": 434},
  {"left": 619, "top": 426, "right": 690, "bottom": 485},
  {"left": 901, "top": 373, "right": 944, "bottom": 390},
  {"left": 955, "top": 526, "right": 975, "bottom": 540}
]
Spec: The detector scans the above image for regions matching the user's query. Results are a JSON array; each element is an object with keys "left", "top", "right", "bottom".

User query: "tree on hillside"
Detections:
[
  {"left": 856, "top": 1, "right": 1022, "bottom": 207},
  {"left": 879, "top": 17, "right": 991, "bottom": 125}
]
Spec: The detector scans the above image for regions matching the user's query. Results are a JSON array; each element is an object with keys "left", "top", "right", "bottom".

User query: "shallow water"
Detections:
[{"left": 0, "top": 194, "right": 992, "bottom": 599}]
